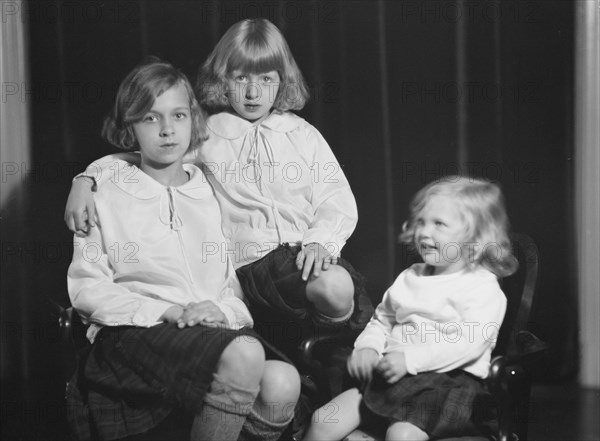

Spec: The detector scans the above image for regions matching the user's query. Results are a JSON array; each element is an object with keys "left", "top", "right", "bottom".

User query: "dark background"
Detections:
[{"left": 1, "top": 1, "right": 576, "bottom": 439}]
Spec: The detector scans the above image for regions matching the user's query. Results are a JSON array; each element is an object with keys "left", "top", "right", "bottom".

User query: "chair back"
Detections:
[{"left": 494, "top": 232, "right": 539, "bottom": 357}]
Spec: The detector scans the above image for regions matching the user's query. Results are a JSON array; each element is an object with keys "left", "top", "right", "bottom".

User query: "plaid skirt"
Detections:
[
  {"left": 363, "top": 370, "right": 498, "bottom": 439},
  {"left": 65, "top": 323, "right": 273, "bottom": 441},
  {"left": 236, "top": 244, "right": 372, "bottom": 358},
  {"left": 236, "top": 243, "right": 371, "bottom": 326}
]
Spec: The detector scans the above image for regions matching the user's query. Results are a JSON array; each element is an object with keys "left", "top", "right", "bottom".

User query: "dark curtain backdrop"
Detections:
[{"left": 1, "top": 1, "right": 575, "bottom": 439}]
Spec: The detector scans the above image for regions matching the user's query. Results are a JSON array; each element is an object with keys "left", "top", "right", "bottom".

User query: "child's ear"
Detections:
[{"left": 398, "top": 220, "right": 410, "bottom": 242}]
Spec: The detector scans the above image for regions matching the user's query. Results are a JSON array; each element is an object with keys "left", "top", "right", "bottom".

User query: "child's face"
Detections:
[
  {"left": 226, "top": 70, "right": 280, "bottom": 123},
  {"left": 414, "top": 194, "right": 470, "bottom": 276},
  {"left": 132, "top": 83, "right": 192, "bottom": 167}
]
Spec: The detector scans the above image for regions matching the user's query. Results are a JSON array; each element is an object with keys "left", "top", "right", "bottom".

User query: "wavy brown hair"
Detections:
[{"left": 102, "top": 57, "right": 207, "bottom": 151}]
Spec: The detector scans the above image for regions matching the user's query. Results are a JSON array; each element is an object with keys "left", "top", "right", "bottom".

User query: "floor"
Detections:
[
  {"left": 527, "top": 382, "right": 600, "bottom": 441},
  {"left": 1, "top": 378, "right": 598, "bottom": 440}
]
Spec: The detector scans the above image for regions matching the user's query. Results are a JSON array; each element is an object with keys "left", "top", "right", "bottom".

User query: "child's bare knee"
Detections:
[
  {"left": 257, "top": 361, "right": 300, "bottom": 422},
  {"left": 307, "top": 265, "right": 354, "bottom": 317},
  {"left": 262, "top": 361, "right": 300, "bottom": 399},
  {"left": 217, "top": 336, "right": 265, "bottom": 385},
  {"left": 386, "top": 421, "right": 428, "bottom": 441}
]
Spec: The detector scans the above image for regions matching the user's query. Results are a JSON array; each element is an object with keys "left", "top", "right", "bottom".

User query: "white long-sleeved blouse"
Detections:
[
  {"left": 191, "top": 111, "right": 358, "bottom": 267},
  {"left": 80, "top": 111, "right": 358, "bottom": 268},
  {"left": 68, "top": 164, "right": 253, "bottom": 343},
  {"left": 354, "top": 264, "right": 507, "bottom": 379}
]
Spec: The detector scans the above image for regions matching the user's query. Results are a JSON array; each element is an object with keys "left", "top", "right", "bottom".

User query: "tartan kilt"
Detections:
[
  {"left": 65, "top": 323, "right": 266, "bottom": 441},
  {"left": 236, "top": 243, "right": 372, "bottom": 328},
  {"left": 363, "top": 370, "right": 498, "bottom": 439}
]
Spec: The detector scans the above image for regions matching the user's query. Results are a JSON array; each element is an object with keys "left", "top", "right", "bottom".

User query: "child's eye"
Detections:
[
  {"left": 435, "top": 221, "right": 446, "bottom": 227},
  {"left": 235, "top": 74, "right": 248, "bottom": 82},
  {"left": 174, "top": 112, "right": 188, "bottom": 119},
  {"left": 143, "top": 114, "right": 157, "bottom": 122}
]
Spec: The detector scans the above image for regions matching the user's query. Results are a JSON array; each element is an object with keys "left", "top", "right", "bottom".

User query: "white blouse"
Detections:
[
  {"left": 68, "top": 164, "right": 253, "bottom": 343},
  {"left": 189, "top": 111, "right": 358, "bottom": 267},
  {"left": 354, "top": 264, "right": 507, "bottom": 379}
]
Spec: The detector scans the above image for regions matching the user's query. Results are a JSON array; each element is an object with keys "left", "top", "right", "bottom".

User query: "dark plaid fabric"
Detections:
[
  {"left": 363, "top": 370, "right": 498, "bottom": 439},
  {"left": 236, "top": 243, "right": 372, "bottom": 332},
  {"left": 65, "top": 323, "right": 267, "bottom": 441}
]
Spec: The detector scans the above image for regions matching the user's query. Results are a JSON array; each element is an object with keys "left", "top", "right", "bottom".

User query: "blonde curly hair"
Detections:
[{"left": 400, "top": 176, "right": 518, "bottom": 277}]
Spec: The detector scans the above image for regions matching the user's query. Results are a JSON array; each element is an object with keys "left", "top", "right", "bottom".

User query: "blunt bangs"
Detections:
[
  {"left": 226, "top": 36, "right": 284, "bottom": 77},
  {"left": 198, "top": 18, "right": 309, "bottom": 113}
]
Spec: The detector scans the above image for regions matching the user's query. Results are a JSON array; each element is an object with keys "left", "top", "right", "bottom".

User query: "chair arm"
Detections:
[
  {"left": 494, "top": 331, "right": 548, "bottom": 371},
  {"left": 514, "top": 330, "right": 548, "bottom": 360},
  {"left": 300, "top": 330, "right": 352, "bottom": 368},
  {"left": 57, "top": 305, "right": 88, "bottom": 352},
  {"left": 59, "top": 306, "right": 75, "bottom": 338},
  {"left": 487, "top": 331, "right": 547, "bottom": 441},
  {"left": 488, "top": 331, "right": 547, "bottom": 392}
]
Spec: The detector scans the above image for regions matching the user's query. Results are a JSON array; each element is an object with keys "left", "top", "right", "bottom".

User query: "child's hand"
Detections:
[
  {"left": 177, "top": 301, "right": 228, "bottom": 328},
  {"left": 375, "top": 352, "right": 408, "bottom": 384},
  {"left": 64, "top": 177, "right": 97, "bottom": 236},
  {"left": 296, "top": 242, "right": 338, "bottom": 281},
  {"left": 347, "top": 348, "right": 379, "bottom": 383},
  {"left": 160, "top": 305, "right": 184, "bottom": 323}
]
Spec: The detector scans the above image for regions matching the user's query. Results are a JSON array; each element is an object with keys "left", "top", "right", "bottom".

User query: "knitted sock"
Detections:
[
  {"left": 191, "top": 373, "right": 260, "bottom": 441},
  {"left": 238, "top": 407, "right": 295, "bottom": 441}
]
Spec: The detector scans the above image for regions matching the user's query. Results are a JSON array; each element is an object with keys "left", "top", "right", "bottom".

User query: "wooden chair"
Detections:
[{"left": 300, "top": 233, "right": 548, "bottom": 441}]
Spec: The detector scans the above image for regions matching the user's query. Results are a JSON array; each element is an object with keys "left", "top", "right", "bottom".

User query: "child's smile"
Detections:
[{"left": 418, "top": 241, "right": 439, "bottom": 254}]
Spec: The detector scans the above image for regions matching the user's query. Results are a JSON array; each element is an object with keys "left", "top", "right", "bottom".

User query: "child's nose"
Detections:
[
  {"left": 417, "top": 224, "right": 432, "bottom": 238},
  {"left": 160, "top": 122, "right": 174, "bottom": 136},
  {"left": 244, "top": 83, "right": 259, "bottom": 100}
]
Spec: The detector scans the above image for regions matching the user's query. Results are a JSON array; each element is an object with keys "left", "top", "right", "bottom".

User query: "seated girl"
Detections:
[
  {"left": 304, "top": 176, "right": 517, "bottom": 441},
  {"left": 66, "top": 58, "right": 300, "bottom": 441}
]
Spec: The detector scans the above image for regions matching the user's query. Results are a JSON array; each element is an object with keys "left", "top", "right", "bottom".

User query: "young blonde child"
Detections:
[
  {"left": 66, "top": 58, "right": 300, "bottom": 441},
  {"left": 64, "top": 18, "right": 368, "bottom": 354},
  {"left": 303, "top": 176, "right": 518, "bottom": 441}
]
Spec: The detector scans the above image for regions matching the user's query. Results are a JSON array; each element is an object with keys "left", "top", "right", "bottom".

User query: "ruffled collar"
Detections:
[
  {"left": 111, "top": 163, "right": 213, "bottom": 200},
  {"left": 206, "top": 110, "right": 304, "bottom": 140}
]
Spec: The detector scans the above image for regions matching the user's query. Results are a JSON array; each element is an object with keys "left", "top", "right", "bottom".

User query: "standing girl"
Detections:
[
  {"left": 67, "top": 58, "right": 300, "bottom": 441},
  {"left": 303, "top": 176, "right": 518, "bottom": 441},
  {"left": 65, "top": 18, "right": 369, "bottom": 354}
]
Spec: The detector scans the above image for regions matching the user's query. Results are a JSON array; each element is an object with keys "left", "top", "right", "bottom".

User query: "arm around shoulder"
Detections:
[
  {"left": 65, "top": 153, "right": 142, "bottom": 234},
  {"left": 78, "top": 152, "right": 142, "bottom": 187}
]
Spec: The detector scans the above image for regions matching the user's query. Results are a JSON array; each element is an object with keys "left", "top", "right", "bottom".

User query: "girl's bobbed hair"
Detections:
[
  {"left": 196, "top": 18, "right": 310, "bottom": 113},
  {"left": 400, "top": 176, "right": 518, "bottom": 277},
  {"left": 102, "top": 57, "right": 207, "bottom": 151}
]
